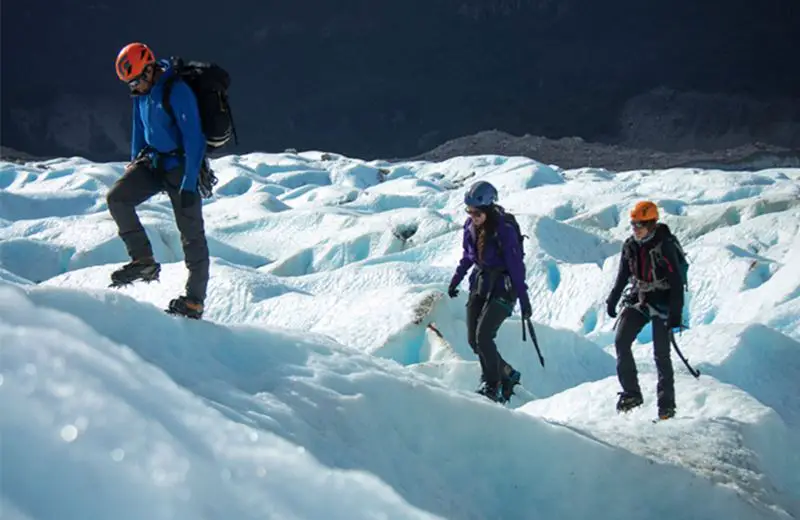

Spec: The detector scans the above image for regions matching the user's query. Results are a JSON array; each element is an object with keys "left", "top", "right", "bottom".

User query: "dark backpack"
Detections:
[
  {"left": 162, "top": 57, "right": 238, "bottom": 150},
  {"left": 161, "top": 57, "right": 238, "bottom": 198},
  {"left": 495, "top": 212, "right": 527, "bottom": 259},
  {"left": 629, "top": 229, "right": 689, "bottom": 291},
  {"left": 664, "top": 233, "right": 689, "bottom": 291}
]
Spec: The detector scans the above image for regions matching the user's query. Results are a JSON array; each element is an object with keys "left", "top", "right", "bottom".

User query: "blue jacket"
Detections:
[
  {"left": 131, "top": 59, "right": 206, "bottom": 192},
  {"left": 451, "top": 213, "right": 530, "bottom": 308}
]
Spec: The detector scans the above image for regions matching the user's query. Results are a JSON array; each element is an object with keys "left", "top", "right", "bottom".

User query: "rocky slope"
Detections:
[{"left": 410, "top": 131, "right": 800, "bottom": 171}]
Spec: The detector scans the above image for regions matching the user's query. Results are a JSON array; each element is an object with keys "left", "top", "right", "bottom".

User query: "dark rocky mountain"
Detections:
[
  {"left": 2, "top": 0, "right": 799, "bottom": 164},
  {"left": 412, "top": 131, "right": 800, "bottom": 171}
]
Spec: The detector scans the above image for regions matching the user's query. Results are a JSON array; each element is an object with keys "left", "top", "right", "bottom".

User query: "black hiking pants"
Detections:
[
  {"left": 614, "top": 306, "right": 675, "bottom": 409},
  {"left": 466, "top": 291, "right": 513, "bottom": 385},
  {"left": 106, "top": 162, "right": 210, "bottom": 302}
]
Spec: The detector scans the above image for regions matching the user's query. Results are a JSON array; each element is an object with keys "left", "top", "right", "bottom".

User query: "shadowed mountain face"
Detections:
[{"left": 2, "top": 0, "right": 799, "bottom": 162}]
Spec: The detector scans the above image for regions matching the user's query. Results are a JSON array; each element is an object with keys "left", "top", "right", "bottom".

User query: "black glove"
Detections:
[
  {"left": 520, "top": 297, "right": 532, "bottom": 320},
  {"left": 606, "top": 298, "right": 618, "bottom": 319},
  {"left": 447, "top": 281, "right": 459, "bottom": 298},
  {"left": 180, "top": 190, "right": 196, "bottom": 209},
  {"left": 667, "top": 313, "right": 683, "bottom": 329}
]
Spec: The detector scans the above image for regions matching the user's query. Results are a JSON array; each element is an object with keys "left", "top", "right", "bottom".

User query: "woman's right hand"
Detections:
[
  {"left": 520, "top": 297, "right": 532, "bottom": 320},
  {"left": 448, "top": 281, "right": 459, "bottom": 298}
]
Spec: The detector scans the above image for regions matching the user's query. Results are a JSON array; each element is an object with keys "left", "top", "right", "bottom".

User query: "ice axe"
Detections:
[
  {"left": 670, "top": 330, "right": 700, "bottom": 378},
  {"left": 522, "top": 318, "right": 545, "bottom": 368}
]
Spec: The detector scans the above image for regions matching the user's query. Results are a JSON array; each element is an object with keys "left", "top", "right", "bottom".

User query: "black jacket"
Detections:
[{"left": 607, "top": 223, "right": 684, "bottom": 319}]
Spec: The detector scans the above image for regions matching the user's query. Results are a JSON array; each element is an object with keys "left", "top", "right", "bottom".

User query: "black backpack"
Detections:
[
  {"left": 161, "top": 57, "right": 238, "bottom": 198},
  {"left": 652, "top": 232, "right": 690, "bottom": 291},
  {"left": 162, "top": 56, "right": 238, "bottom": 150},
  {"left": 494, "top": 211, "right": 527, "bottom": 260},
  {"left": 626, "top": 226, "right": 689, "bottom": 292}
]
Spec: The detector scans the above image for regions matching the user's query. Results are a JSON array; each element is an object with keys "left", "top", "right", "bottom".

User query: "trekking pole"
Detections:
[
  {"left": 522, "top": 318, "right": 545, "bottom": 367},
  {"left": 669, "top": 330, "right": 700, "bottom": 378}
]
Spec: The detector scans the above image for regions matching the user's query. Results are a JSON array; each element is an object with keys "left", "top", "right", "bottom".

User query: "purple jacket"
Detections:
[{"left": 451, "top": 216, "right": 530, "bottom": 307}]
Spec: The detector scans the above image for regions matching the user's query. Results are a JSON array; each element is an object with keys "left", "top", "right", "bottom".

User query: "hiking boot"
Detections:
[
  {"left": 109, "top": 259, "right": 160, "bottom": 288},
  {"left": 476, "top": 381, "right": 502, "bottom": 403},
  {"left": 658, "top": 405, "right": 676, "bottom": 420},
  {"left": 616, "top": 392, "right": 644, "bottom": 413},
  {"left": 501, "top": 368, "right": 522, "bottom": 402},
  {"left": 166, "top": 295, "right": 204, "bottom": 320}
]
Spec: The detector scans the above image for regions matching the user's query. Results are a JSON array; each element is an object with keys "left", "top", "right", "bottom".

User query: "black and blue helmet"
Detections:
[{"left": 464, "top": 180, "right": 498, "bottom": 207}]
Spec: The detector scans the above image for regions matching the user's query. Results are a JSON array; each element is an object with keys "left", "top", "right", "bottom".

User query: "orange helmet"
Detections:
[
  {"left": 630, "top": 200, "right": 659, "bottom": 222},
  {"left": 115, "top": 43, "right": 155, "bottom": 82}
]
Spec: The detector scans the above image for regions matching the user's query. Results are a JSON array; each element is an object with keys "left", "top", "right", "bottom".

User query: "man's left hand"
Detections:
[{"left": 667, "top": 313, "right": 683, "bottom": 329}]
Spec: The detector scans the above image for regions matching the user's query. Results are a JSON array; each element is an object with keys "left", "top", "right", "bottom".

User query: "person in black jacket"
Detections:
[{"left": 605, "top": 201, "right": 684, "bottom": 419}]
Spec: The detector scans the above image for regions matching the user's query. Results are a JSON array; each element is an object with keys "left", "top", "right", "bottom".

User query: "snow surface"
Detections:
[{"left": 1, "top": 152, "right": 800, "bottom": 519}]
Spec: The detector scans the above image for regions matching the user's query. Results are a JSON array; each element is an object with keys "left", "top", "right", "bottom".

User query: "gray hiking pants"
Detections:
[
  {"left": 106, "top": 162, "right": 209, "bottom": 302},
  {"left": 614, "top": 305, "right": 675, "bottom": 408},
  {"left": 466, "top": 269, "right": 517, "bottom": 385},
  {"left": 466, "top": 294, "right": 513, "bottom": 385}
]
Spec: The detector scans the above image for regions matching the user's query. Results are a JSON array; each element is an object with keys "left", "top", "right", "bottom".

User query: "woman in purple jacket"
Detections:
[{"left": 448, "top": 181, "right": 532, "bottom": 403}]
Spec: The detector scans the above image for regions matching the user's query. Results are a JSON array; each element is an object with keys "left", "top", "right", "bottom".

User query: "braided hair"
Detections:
[{"left": 475, "top": 205, "right": 500, "bottom": 262}]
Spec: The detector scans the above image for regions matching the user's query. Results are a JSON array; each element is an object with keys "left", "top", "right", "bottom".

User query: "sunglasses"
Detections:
[
  {"left": 465, "top": 208, "right": 485, "bottom": 217},
  {"left": 630, "top": 221, "right": 652, "bottom": 229}
]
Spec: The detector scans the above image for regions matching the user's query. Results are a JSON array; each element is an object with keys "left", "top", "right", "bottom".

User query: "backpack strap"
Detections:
[
  {"left": 661, "top": 234, "right": 689, "bottom": 291},
  {"left": 159, "top": 75, "right": 188, "bottom": 160},
  {"left": 493, "top": 212, "right": 509, "bottom": 259},
  {"left": 161, "top": 75, "right": 179, "bottom": 130},
  {"left": 636, "top": 241, "right": 672, "bottom": 292},
  {"left": 494, "top": 226, "right": 504, "bottom": 259},
  {"left": 494, "top": 212, "right": 526, "bottom": 261}
]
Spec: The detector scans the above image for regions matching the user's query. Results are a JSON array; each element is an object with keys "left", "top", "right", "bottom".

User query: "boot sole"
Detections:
[
  {"left": 109, "top": 264, "right": 161, "bottom": 288},
  {"left": 165, "top": 297, "right": 204, "bottom": 320},
  {"left": 616, "top": 400, "right": 644, "bottom": 413},
  {"left": 165, "top": 308, "right": 203, "bottom": 320}
]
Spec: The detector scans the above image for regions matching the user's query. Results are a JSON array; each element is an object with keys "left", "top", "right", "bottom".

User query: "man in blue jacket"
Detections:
[
  {"left": 448, "top": 181, "right": 532, "bottom": 403},
  {"left": 108, "top": 42, "right": 208, "bottom": 319}
]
